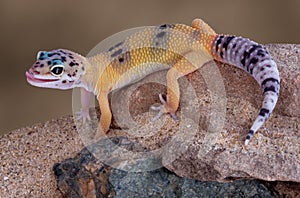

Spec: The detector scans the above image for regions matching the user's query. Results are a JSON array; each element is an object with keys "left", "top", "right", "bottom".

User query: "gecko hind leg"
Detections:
[{"left": 151, "top": 51, "right": 211, "bottom": 122}]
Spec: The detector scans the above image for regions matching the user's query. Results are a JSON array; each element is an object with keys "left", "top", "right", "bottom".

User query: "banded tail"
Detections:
[{"left": 211, "top": 34, "right": 280, "bottom": 145}]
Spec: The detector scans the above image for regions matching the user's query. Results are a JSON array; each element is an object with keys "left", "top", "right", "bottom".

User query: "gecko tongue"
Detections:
[{"left": 26, "top": 71, "right": 58, "bottom": 83}]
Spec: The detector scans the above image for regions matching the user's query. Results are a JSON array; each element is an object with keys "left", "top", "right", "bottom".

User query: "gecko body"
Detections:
[{"left": 26, "top": 19, "right": 280, "bottom": 145}]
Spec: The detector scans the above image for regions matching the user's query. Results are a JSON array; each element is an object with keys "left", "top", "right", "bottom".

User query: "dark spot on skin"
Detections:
[
  {"left": 264, "top": 85, "right": 276, "bottom": 93},
  {"left": 270, "top": 99, "right": 274, "bottom": 103},
  {"left": 248, "top": 44, "right": 260, "bottom": 56},
  {"left": 232, "top": 43, "right": 236, "bottom": 49},
  {"left": 222, "top": 36, "right": 235, "bottom": 50},
  {"left": 75, "top": 69, "right": 78, "bottom": 72},
  {"left": 81, "top": 67, "right": 84, "bottom": 71},
  {"left": 36, "top": 61, "right": 40, "bottom": 64},
  {"left": 34, "top": 65, "right": 38, "bottom": 68},
  {"left": 220, "top": 51, "right": 223, "bottom": 59},
  {"left": 240, "top": 52, "right": 247, "bottom": 66},
  {"left": 249, "top": 67, "right": 254, "bottom": 75},
  {"left": 249, "top": 57, "right": 258, "bottom": 65},
  {"left": 40, "top": 64, "right": 44, "bottom": 67},
  {"left": 257, "top": 49, "right": 265, "bottom": 57},
  {"left": 261, "top": 78, "right": 279, "bottom": 86},
  {"left": 260, "top": 67, "right": 265, "bottom": 71},
  {"left": 75, "top": 63, "right": 79, "bottom": 66},
  {"left": 241, "top": 47, "right": 254, "bottom": 67},
  {"left": 115, "top": 41, "right": 123, "bottom": 48},
  {"left": 118, "top": 57, "right": 124, "bottom": 63},
  {"left": 159, "top": 24, "right": 174, "bottom": 29},
  {"left": 108, "top": 41, "right": 124, "bottom": 51},
  {"left": 215, "top": 35, "right": 224, "bottom": 53},
  {"left": 69, "top": 62, "right": 75, "bottom": 66},
  {"left": 47, "top": 61, "right": 52, "bottom": 65},
  {"left": 111, "top": 49, "right": 123, "bottom": 58},
  {"left": 59, "top": 50, "right": 67, "bottom": 54},
  {"left": 156, "top": 31, "right": 166, "bottom": 38},
  {"left": 61, "top": 56, "right": 67, "bottom": 62},
  {"left": 246, "top": 130, "right": 254, "bottom": 140},
  {"left": 159, "top": 24, "right": 167, "bottom": 29},
  {"left": 259, "top": 108, "right": 270, "bottom": 117},
  {"left": 243, "top": 45, "right": 266, "bottom": 67},
  {"left": 62, "top": 80, "right": 67, "bottom": 83},
  {"left": 265, "top": 64, "right": 272, "bottom": 68},
  {"left": 248, "top": 130, "right": 254, "bottom": 135},
  {"left": 67, "top": 74, "right": 71, "bottom": 77},
  {"left": 48, "top": 53, "right": 53, "bottom": 57},
  {"left": 191, "top": 30, "right": 200, "bottom": 40},
  {"left": 108, "top": 46, "right": 114, "bottom": 51},
  {"left": 69, "top": 55, "right": 74, "bottom": 59}
]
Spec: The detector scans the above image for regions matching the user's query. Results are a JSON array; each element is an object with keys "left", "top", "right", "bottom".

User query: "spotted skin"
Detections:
[
  {"left": 211, "top": 35, "right": 280, "bottom": 145},
  {"left": 26, "top": 18, "right": 280, "bottom": 145}
]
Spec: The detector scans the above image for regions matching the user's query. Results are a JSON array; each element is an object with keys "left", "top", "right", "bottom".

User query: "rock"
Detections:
[
  {"left": 160, "top": 44, "right": 300, "bottom": 182},
  {"left": 0, "top": 116, "right": 84, "bottom": 197},
  {"left": 53, "top": 136, "right": 280, "bottom": 198},
  {"left": 53, "top": 147, "right": 115, "bottom": 198}
]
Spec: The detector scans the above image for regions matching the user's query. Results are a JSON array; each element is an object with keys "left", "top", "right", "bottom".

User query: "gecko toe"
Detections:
[{"left": 151, "top": 93, "right": 177, "bottom": 122}]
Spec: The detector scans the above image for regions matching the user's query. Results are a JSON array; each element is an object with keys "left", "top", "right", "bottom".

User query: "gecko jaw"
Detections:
[
  {"left": 26, "top": 71, "right": 58, "bottom": 83},
  {"left": 26, "top": 71, "right": 75, "bottom": 89}
]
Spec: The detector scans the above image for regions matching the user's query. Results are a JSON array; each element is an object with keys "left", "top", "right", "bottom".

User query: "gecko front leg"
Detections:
[
  {"left": 95, "top": 91, "right": 112, "bottom": 139},
  {"left": 75, "top": 88, "right": 92, "bottom": 124}
]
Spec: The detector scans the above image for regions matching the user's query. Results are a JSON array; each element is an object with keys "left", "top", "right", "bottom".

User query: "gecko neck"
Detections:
[
  {"left": 78, "top": 59, "right": 99, "bottom": 93},
  {"left": 67, "top": 50, "right": 98, "bottom": 93}
]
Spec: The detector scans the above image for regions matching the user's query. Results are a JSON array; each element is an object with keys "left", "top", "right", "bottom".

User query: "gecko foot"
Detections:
[
  {"left": 75, "top": 108, "right": 91, "bottom": 125},
  {"left": 151, "top": 94, "right": 178, "bottom": 121}
]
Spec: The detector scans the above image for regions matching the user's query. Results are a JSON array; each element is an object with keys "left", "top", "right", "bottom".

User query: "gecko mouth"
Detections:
[{"left": 26, "top": 71, "right": 59, "bottom": 83}]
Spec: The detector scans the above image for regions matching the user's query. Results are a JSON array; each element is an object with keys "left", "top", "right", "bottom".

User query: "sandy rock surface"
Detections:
[
  {"left": 161, "top": 44, "right": 300, "bottom": 182},
  {"left": 0, "top": 44, "right": 299, "bottom": 197},
  {"left": 0, "top": 117, "right": 84, "bottom": 197}
]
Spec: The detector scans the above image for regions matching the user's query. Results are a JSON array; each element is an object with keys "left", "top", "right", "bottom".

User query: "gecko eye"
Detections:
[{"left": 50, "top": 65, "right": 64, "bottom": 76}]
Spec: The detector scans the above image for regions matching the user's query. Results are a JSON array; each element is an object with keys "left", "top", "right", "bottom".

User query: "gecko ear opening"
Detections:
[{"left": 50, "top": 65, "right": 65, "bottom": 77}]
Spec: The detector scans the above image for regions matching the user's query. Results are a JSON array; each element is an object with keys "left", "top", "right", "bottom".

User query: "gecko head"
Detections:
[{"left": 26, "top": 49, "right": 86, "bottom": 90}]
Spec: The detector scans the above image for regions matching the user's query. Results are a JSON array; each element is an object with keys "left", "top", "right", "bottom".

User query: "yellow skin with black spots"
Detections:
[{"left": 26, "top": 19, "right": 280, "bottom": 145}]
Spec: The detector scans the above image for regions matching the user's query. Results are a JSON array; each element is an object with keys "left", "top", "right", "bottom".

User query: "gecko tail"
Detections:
[
  {"left": 245, "top": 87, "right": 280, "bottom": 145},
  {"left": 210, "top": 34, "right": 280, "bottom": 145}
]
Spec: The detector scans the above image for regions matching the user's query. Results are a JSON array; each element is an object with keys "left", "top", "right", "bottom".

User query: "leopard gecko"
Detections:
[{"left": 25, "top": 19, "right": 280, "bottom": 145}]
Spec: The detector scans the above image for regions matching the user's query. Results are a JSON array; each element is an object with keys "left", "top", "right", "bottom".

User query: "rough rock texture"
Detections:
[
  {"left": 53, "top": 147, "right": 115, "bottom": 198},
  {"left": 161, "top": 44, "right": 300, "bottom": 182},
  {"left": 0, "top": 116, "right": 84, "bottom": 197},
  {"left": 0, "top": 44, "right": 299, "bottom": 197},
  {"left": 53, "top": 137, "right": 280, "bottom": 198}
]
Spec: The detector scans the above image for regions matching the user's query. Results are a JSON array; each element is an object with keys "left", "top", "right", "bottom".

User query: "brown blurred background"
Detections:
[{"left": 0, "top": 0, "right": 299, "bottom": 135}]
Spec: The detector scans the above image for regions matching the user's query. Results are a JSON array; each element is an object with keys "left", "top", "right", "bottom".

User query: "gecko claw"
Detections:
[
  {"left": 75, "top": 109, "right": 91, "bottom": 125},
  {"left": 158, "top": 93, "right": 166, "bottom": 104}
]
